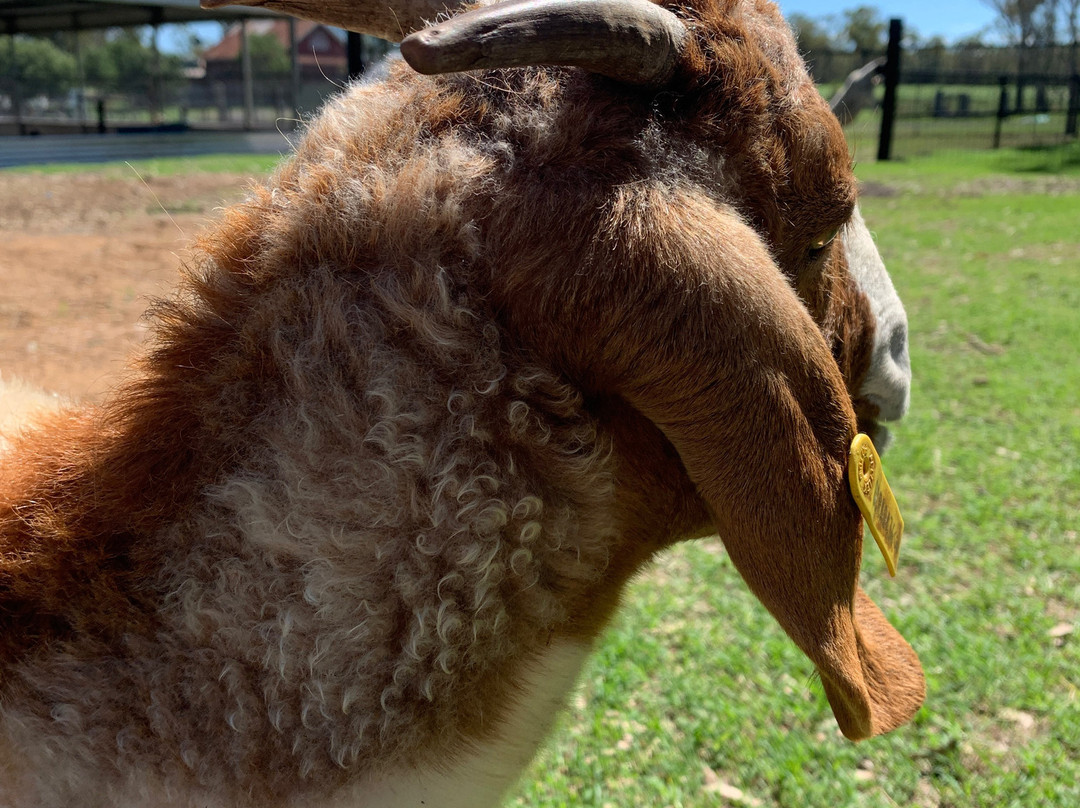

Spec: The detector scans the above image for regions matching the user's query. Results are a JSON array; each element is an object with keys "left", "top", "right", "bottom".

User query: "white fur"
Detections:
[
  {"left": 846, "top": 206, "right": 912, "bottom": 422},
  {"left": 333, "top": 641, "right": 591, "bottom": 808}
]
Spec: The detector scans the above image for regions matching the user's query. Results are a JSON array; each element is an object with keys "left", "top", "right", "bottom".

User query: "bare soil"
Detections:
[{"left": 0, "top": 171, "right": 256, "bottom": 400}]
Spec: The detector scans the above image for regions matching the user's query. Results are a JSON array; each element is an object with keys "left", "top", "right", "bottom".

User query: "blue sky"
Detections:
[
  {"left": 164, "top": 2, "right": 1004, "bottom": 54},
  {"left": 776, "top": 0, "right": 1001, "bottom": 43}
]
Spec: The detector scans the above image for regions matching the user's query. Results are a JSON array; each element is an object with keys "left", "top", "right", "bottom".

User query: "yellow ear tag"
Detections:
[{"left": 848, "top": 433, "right": 904, "bottom": 577}]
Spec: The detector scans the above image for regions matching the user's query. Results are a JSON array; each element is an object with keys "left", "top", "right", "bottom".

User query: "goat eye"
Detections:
[{"left": 808, "top": 227, "right": 840, "bottom": 258}]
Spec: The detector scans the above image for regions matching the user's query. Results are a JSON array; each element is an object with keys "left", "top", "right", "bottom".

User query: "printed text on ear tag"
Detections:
[{"left": 848, "top": 433, "right": 904, "bottom": 577}]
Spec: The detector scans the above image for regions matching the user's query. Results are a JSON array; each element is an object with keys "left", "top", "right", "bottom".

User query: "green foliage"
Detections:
[
  {"left": 247, "top": 32, "right": 291, "bottom": 77},
  {"left": 0, "top": 36, "right": 77, "bottom": 98},
  {"left": 841, "top": 6, "right": 887, "bottom": 54},
  {"left": 82, "top": 29, "right": 185, "bottom": 95}
]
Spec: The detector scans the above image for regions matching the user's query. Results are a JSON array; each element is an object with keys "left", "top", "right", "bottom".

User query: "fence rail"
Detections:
[
  {"left": 3, "top": 25, "right": 1079, "bottom": 161},
  {"left": 812, "top": 25, "right": 1079, "bottom": 160}
]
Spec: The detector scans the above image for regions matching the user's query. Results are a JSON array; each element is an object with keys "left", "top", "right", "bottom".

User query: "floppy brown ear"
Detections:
[
  {"left": 627, "top": 195, "right": 925, "bottom": 739},
  {"left": 819, "top": 588, "right": 926, "bottom": 738},
  {"left": 500, "top": 187, "right": 925, "bottom": 739}
]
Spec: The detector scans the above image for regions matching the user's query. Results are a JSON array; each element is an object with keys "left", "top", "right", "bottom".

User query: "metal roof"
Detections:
[{"left": 0, "top": 0, "right": 279, "bottom": 35}]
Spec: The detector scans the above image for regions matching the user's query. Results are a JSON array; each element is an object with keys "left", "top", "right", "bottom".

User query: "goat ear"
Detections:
[
  {"left": 818, "top": 588, "right": 926, "bottom": 739},
  {"left": 711, "top": 474, "right": 925, "bottom": 741},
  {"left": 587, "top": 192, "right": 925, "bottom": 739}
]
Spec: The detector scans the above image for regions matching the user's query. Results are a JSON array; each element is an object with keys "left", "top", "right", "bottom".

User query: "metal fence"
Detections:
[
  {"left": 0, "top": 25, "right": 393, "bottom": 137},
  {"left": 813, "top": 36, "right": 1080, "bottom": 159},
  {"left": 4, "top": 24, "right": 1080, "bottom": 158},
  {"left": 891, "top": 69, "right": 1078, "bottom": 156}
]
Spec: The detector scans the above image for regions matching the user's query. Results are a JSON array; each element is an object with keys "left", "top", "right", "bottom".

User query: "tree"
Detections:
[
  {"left": 788, "top": 13, "right": 841, "bottom": 81},
  {"left": 83, "top": 29, "right": 184, "bottom": 96},
  {"left": 982, "top": 0, "right": 1057, "bottom": 109},
  {"left": 789, "top": 13, "right": 837, "bottom": 57},
  {"left": 85, "top": 29, "right": 154, "bottom": 93},
  {"left": 248, "top": 32, "right": 291, "bottom": 77},
  {"left": 841, "top": 6, "right": 886, "bottom": 55},
  {"left": 983, "top": 0, "right": 1047, "bottom": 45},
  {"left": 0, "top": 36, "right": 77, "bottom": 99}
]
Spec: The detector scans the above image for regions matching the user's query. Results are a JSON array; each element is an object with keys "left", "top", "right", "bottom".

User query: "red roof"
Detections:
[{"left": 202, "top": 19, "right": 347, "bottom": 66}]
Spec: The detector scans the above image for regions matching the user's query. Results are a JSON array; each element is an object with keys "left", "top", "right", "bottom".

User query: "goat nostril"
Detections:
[
  {"left": 861, "top": 322, "right": 911, "bottom": 423},
  {"left": 889, "top": 321, "right": 910, "bottom": 373}
]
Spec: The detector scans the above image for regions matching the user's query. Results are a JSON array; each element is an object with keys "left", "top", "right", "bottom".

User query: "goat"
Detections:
[{"left": 0, "top": 1, "right": 923, "bottom": 805}]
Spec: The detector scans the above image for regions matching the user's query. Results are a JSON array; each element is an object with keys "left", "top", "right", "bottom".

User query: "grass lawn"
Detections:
[
  {"left": 2, "top": 153, "right": 283, "bottom": 178},
  {"left": 506, "top": 147, "right": 1080, "bottom": 808}
]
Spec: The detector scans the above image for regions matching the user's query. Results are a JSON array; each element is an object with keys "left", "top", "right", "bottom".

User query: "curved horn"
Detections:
[
  {"left": 198, "top": 0, "right": 464, "bottom": 43},
  {"left": 400, "top": 0, "right": 688, "bottom": 86}
]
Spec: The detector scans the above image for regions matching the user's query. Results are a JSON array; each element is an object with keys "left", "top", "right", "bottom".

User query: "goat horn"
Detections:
[
  {"left": 198, "top": 0, "right": 464, "bottom": 43},
  {"left": 400, "top": 0, "right": 688, "bottom": 87}
]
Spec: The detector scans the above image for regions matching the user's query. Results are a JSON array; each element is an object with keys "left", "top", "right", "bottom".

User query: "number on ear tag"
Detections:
[{"left": 848, "top": 433, "right": 904, "bottom": 577}]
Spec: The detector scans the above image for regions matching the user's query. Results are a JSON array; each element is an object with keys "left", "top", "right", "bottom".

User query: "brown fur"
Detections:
[{"left": 0, "top": 1, "right": 923, "bottom": 805}]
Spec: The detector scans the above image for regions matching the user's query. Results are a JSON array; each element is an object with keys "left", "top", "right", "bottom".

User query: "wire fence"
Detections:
[
  {"left": 812, "top": 41, "right": 1079, "bottom": 159},
  {"left": 3, "top": 26, "right": 1079, "bottom": 158},
  {"left": 0, "top": 24, "right": 392, "bottom": 136},
  {"left": 892, "top": 71, "right": 1078, "bottom": 156}
]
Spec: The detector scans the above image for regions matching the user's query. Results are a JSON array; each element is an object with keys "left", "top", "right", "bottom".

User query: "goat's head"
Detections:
[
  {"left": 203, "top": 0, "right": 919, "bottom": 741},
  {"left": 210, "top": 0, "right": 910, "bottom": 442}
]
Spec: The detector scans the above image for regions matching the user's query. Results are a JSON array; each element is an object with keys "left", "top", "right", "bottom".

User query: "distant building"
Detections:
[{"left": 202, "top": 19, "right": 348, "bottom": 83}]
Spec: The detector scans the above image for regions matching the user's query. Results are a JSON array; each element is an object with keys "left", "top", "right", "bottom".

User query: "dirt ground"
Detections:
[{"left": 0, "top": 170, "right": 258, "bottom": 401}]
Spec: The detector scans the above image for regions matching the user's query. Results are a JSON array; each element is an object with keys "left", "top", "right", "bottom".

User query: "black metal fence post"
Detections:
[
  {"left": 993, "top": 75, "right": 1009, "bottom": 149},
  {"left": 348, "top": 32, "right": 366, "bottom": 82},
  {"left": 1067, "top": 74, "right": 1079, "bottom": 138},
  {"left": 877, "top": 18, "right": 903, "bottom": 161}
]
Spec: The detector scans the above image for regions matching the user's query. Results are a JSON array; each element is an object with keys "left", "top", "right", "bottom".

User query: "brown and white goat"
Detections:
[{"left": 0, "top": 1, "right": 922, "bottom": 805}]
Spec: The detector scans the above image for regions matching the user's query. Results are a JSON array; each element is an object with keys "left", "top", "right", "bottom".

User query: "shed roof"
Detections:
[{"left": 0, "top": 0, "right": 278, "bottom": 35}]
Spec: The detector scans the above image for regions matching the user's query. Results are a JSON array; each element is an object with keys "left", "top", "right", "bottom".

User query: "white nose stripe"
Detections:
[{"left": 843, "top": 206, "right": 911, "bottom": 422}]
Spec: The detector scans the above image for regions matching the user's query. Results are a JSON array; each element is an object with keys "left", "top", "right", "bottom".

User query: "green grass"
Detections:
[
  {"left": 3, "top": 153, "right": 283, "bottom": 177},
  {"left": 858, "top": 143, "right": 1080, "bottom": 188},
  {"left": 505, "top": 149, "right": 1080, "bottom": 807}
]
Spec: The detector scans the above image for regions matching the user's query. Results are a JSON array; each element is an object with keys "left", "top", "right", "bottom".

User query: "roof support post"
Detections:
[
  {"left": 347, "top": 32, "right": 365, "bottom": 81},
  {"left": 240, "top": 18, "right": 254, "bottom": 130},
  {"left": 150, "top": 7, "right": 163, "bottom": 124},
  {"left": 6, "top": 21, "right": 26, "bottom": 136},
  {"left": 289, "top": 16, "right": 300, "bottom": 129},
  {"left": 72, "top": 19, "right": 88, "bottom": 132}
]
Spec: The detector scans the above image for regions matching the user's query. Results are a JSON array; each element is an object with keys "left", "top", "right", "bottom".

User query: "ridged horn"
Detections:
[
  {"left": 198, "top": 0, "right": 464, "bottom": 43},
  {"left": 400, "top": 0, "right": 688, "bottom": 86}
]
